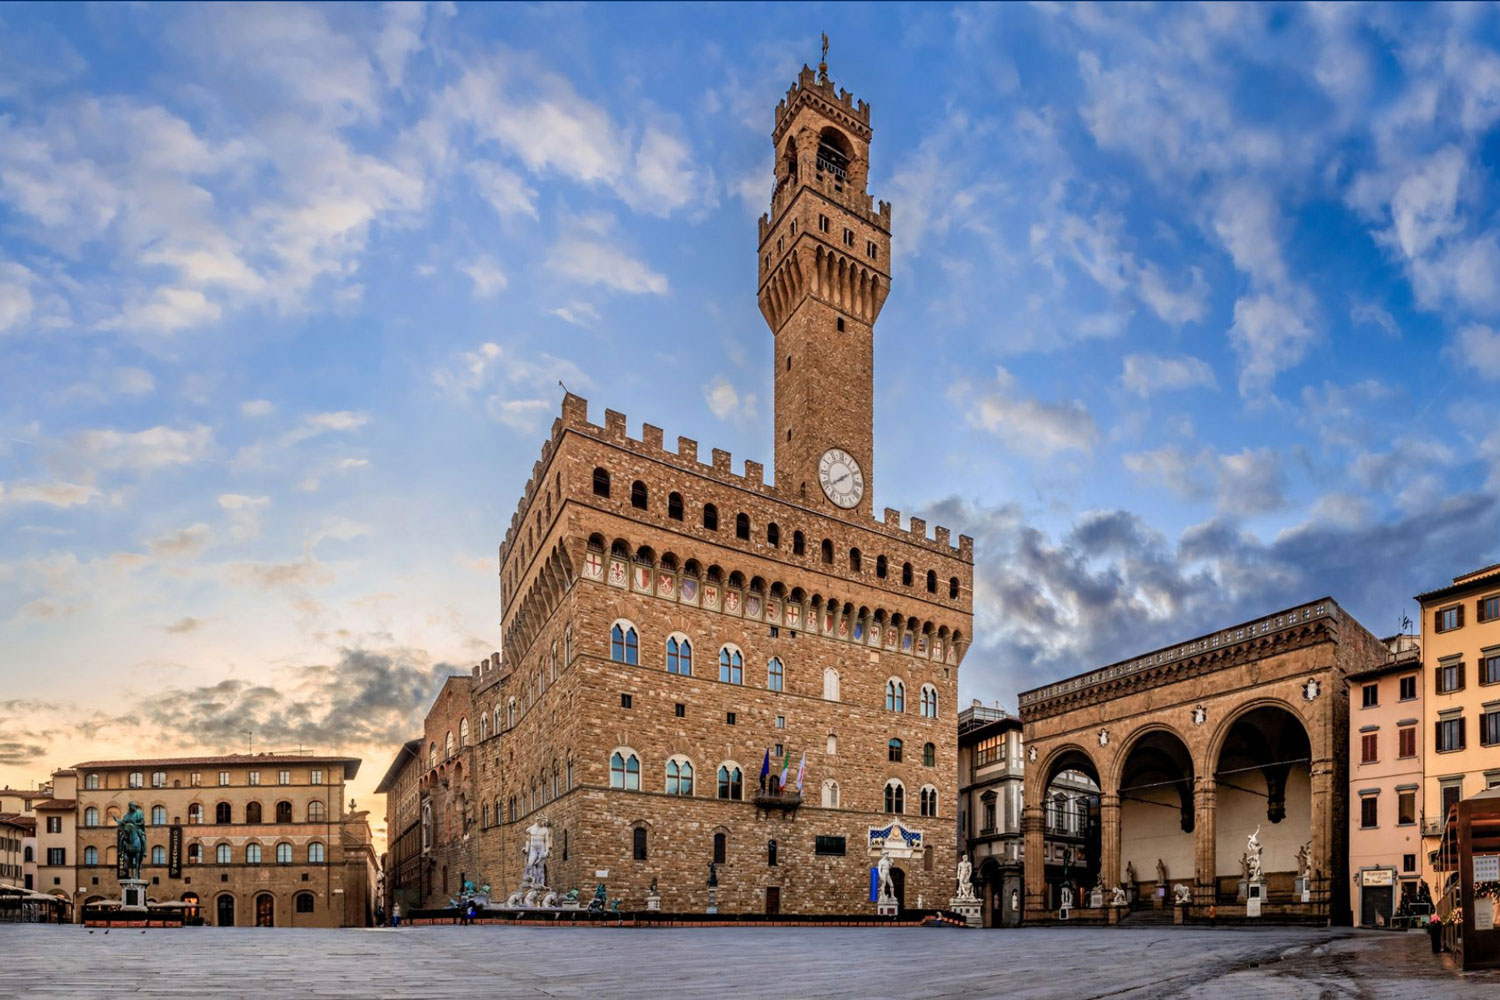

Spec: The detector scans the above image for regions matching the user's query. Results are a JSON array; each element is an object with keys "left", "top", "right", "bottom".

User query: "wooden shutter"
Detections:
[
  {"left": 1459, "top": 661, "right": 1466, "bottom": 691},
  {"left": 1458, "top": 604, "right": 1465, "bottom": 628},
  {"left": 1459, "top": 716, "right": 1467, "bottom": 750},
  {"left": 1435, "top": 720, "right": 1444, "bottom": 751}
]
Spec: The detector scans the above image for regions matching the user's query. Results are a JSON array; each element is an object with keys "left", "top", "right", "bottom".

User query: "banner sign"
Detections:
[{"left": 168, "top": 825, "right": 183, "bottom": 878}]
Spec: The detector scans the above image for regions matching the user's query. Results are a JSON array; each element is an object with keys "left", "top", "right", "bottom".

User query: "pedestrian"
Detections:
[{"left": 392, "top": 902, "right": 401, "bottom": 928}]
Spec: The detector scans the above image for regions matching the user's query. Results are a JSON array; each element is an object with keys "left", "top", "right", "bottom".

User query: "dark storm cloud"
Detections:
[
  {"left": 921, "top": 491, "right": 1500, "bottom": 708},
  {"left": 0, "top": 740, "right": 48, "bottom": 766}
]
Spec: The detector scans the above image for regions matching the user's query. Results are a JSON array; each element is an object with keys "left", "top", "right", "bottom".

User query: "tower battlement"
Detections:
[{"left": 774, "top": 65, "right": 871, "bottom": 141}]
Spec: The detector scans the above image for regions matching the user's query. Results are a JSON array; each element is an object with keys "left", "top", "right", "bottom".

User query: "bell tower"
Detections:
[{"left": 758, "top": 45, "right": 890, "bottom": 518}]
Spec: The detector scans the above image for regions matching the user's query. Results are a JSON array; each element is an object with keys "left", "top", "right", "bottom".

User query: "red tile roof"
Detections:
[
  {"left": 70, "top": 753, "right": 360, "bottom": 778},
  {"left": 33, "top": 799, "right": 75, "bottom": 811}
]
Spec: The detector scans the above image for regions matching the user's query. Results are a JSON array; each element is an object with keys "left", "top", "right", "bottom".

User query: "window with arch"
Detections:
[
  {"left": 849, "top": 548, "right": 861, "bottom": 572},
  {"left": 886, "top": 679, "right": 905, "bottom": 712},
  {"left": 902, "top": 562, "right": 913, "bottom": 586},
  {"left": 702, "top": 503, "right": 718, "bottom": 530},
  {"left": 631, "top": 480, "right": 648, "bottom": 510},
  {"left": 666, "top": 757, "right": 694, "bottom": 796},
  {"left": 84, "top": 846, "right": 98, "bottom": 865},
  {"left": 295, "top": 892, "right": 315, "bottom": 914},
  {"left": 84, "top": 807, "right": 99, "bottom": 828},
  {"left": 188, "top": 804, "right": 202, "bottom": 824},
  {"left": 308, "top": 842, "right": 325, "bottom": 863},
  {"left": 216, "top": 844, "right": 232, "bottom": 864},
  {"left": 507, "top": 699, "right": 516, "bottom": 728},
  {"left": 592, "top": 467, "right": 610, "bottom": 497},
  {"left": 923, "top": 742, "right": 936, "bottom": 767},
  {"left": 275, "top": 801, "right": 292, "bottom": 824},
  {"left": 480, "top": 714, "right": 489, "bottom": 741},
  {"left": 152, "top": 845, "right": 167, "bottom": 865},
  {"left": 717, "top": 765, "right": 743, "bottom": 800},
  {"left": 827, "top": 733, "right": 837, "bottom": 755},
  {"left": 920, "top": 786, "right": 938, "bottom": 817},
  {"left": 793, "top": 530, "right": 805, "bottom": 555},
  {"left": 445, "top": 731, "right": 454, "bottom": 759},
  {"left": 767, "top": 523, "right": 780, "bottom": 547},
  {"left": 151, "top": 805, "right": 167, "bottom": 826},
  {"left": 246, "top": 843, "right": 262, "bottom": 865},
  {"left": 822, "top": 779, "right": 840, "bottom": 808},
  {"left": 632, "top": 826, "right": 648, "bottom": 861},
  {"left": 610, "top": 751, "right": 641, "bottom": 791},
  {"left": 949, "top": 576, "right": 960, "bottom": 599},
  {"left": 920, "top": 684, "right": 938, "bottom": 718},
  {"left": 428, "top": 743, "right": 436, "bottom": 768},
  {"left": 888, "top": 738, "right": 903, "bottom": 763},
  {"left": 129, "top": 771, "right": 143, "bottom": 788},
  {"left": 823, "top": 668, "right": 840, "bottom": 701},
  {"left": 186, "top": 843, "right": 200, "bottom": 864},
  {"left": 768, "top": 657, "right": 784, "bottom": 692},
  {"left": 713, "top": 832, "right": 727, "bottom": 864},
  {"left": 666, "top": 634, "right": 693, "bottom": 676},
  {"left": 493, "top": 706, "right": 501, "bottom": 735},
  {"left": 85, "top": 773, "right": 100, "bottom": 790},
  {"left": 276, "top": 842, "right": 292, "bottom": 865},
  {"left": 884, "top": 780, "right": 905, "bottom": 814},
  {"left": 668, "top": 492, "right": 683, "bottom": 520},
  {"left": 718, "top": 646, "right": 743, "bottom": 684},
  {"left": 821, "top": 538, "right": 833, "bottom": 564},
  {"left": 307, "top": 800, "right": 326, "bottom": 824},
  {"left": 245, "top": 802, "right": 263, "bottom": 824},
  {"left": 876, "top": 555, "right": 888, "bottom": 578},
  {"left": 459, "top": 717, "right": 469, "bottom": 747},
  {"left": 610, "top": 622, "right": 639, "bottom": 664},
  {"left": 736, "top": 512, "right": 750, "bottom": 540},
  {"left": 216, "top": 802, "right": 231, "bottom": 824},
  {"left": 926, "top": 570, "right": 936, "bottom": 593}
]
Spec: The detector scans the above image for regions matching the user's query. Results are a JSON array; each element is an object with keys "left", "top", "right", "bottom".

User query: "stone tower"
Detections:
[{"left": 758, "top": 53, "right": 891, "bottom": 518}]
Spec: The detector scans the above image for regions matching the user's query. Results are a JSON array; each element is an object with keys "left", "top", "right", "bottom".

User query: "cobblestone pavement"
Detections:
[{"left": 3, "top": 924, "right": 1497, "bottom": 999}]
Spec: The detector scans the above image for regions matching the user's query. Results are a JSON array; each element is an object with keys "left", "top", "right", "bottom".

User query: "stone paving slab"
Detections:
[{"left": 1, "top": 924, "right": 1496, "bottom": 999}]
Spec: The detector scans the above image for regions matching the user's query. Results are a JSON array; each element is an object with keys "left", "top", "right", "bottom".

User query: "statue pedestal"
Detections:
[
  {"left": 120, "top": 878, "right": 148, "bottom": 911},
  {"left": 1089, "top": 890, "right": 1103, "bottom": 908},
  {"left": 877, "top": 900, "right": 898, "bottom": 917},
  {"left": 949, "top": 897, "right": 981, "bottom": 928},
  {"left": 646, "top": 894, "right": 661, "bottom": 912},
  {"left": 1246, "top": 879, "right": 1264, "bottom": 918},
  {"left": 706, "top": 888, "right": 717, "bottom": 915}
]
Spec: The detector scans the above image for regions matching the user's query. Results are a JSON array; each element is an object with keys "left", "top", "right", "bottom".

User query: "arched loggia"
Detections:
[
  {"left": 1211, "top": 704, "right": 1312, "bottom": 904},
  {"left": 1036, "top": 746, "right": 1101, "bottom": 911},
  {"left": 1115, "top": 728, "right": 1195, "bottom": 903}
]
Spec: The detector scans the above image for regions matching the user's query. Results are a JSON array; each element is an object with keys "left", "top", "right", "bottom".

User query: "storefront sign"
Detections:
[
  {"left": 1474, "top": 854, "right": 1500, "bottom": 882},
  {"left": 168, "top": 825, "right": 182, "bottom": 878},
  {"left": 1361, "top": 868, "right": 1394, "bottom": 887}
]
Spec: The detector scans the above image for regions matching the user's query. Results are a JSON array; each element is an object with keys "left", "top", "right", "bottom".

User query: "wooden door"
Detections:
[
  {"left": 216, "top": 894, "right": 235, "bottom": 927},
  {"left": 255, "top": 893, "right": 274, "bottom": 927},
  {"left": 765, "top": 887, "right": 781, "bottom": 915}
]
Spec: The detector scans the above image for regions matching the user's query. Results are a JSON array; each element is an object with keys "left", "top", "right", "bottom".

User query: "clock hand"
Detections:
[{"left": 832, "top": 473, "right": 850, "bottom": 487}]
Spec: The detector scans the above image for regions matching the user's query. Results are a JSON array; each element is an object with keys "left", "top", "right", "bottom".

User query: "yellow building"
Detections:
[{"left": 1418, "top": 563, "right": 1500, "bottom": 888}]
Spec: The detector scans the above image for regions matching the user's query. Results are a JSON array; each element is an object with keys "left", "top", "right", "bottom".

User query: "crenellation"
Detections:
[
  {"left": 561, "top": 392, "right": 589, "bottom": 427},
  {"left": 642, "top": 423, "right": 664, "bottom": 449},
  {"left": 711, "top": 447, "right": 732, "bottom": 472},
  {"left": 744, "top": 459, "right": 763, "bottom": 484},
  {"left": 934, "top": 526, "right": 950, "bottom": 548},
  {"left": 677, "top": 436, "right": 698, "bottom": 463},
  {"left": 908, "top": 516, "right": 925, "bottom": 540},
  {"left": 603, "top": 408, "right": 626, "bottom": 439},
  {"left": 884, "top": 507, "right": 900, "bottom": 527}
]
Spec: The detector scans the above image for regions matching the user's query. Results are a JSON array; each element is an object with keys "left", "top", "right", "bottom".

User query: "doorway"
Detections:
[
  {"left": 255, "top": 893, "right": 275, "bottom": 927},
  {"left": 182, "top": 892, "right": 200, "bottom": 924},
  {"left": 890, "top": 867, "right": 907, "bottom": 913},
  {"left": 765, "top": 886, "right": 781, "bottom": 916},
  {"left": 1361, "top": 885, "right": 1393, "bottom": 927},
  {"left": 216, "top": 894, "right": 235, "bottom": 927}
]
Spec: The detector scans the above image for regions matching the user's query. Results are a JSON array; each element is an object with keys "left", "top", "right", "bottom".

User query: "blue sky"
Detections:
[{"left": 3, "top": 2, "right": 1500, "bottom": 822}]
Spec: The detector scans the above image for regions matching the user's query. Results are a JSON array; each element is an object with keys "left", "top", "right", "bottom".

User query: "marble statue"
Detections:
[
  {"left": 1111, "top": 885, "right": 1127, "bottom": 907},
  {"left": 115, "top": 802, "right": 145, "bottom": 881},
  {"left": 1173, "top": 883, "right": 1192, "bottom": 904},
  {"left": 955, "top": 856, "right": 976, "bottom": 901},
  {"left": 1246, "top": 827, "right": 1263, "bottom": 882},
  {"left": 1156, "top": 859, "right": 1167, "bottom": 887},
  {"left": 1240, "top": 852, "right": 1251, "bottom": 883},
  {"left": 877, "top": 847, "right": 895, "bottom": 903},
  {"left": 1297, "top": 841, "right": 1311, "bottom": 881},
  {"left": 521, "top": 815, "right": 552, "bottom": 889},
  {"left": 649, "top": 876, "right": 659, "bottom": 895},
  {"left": 1125, "top": 861, "right": 1137, "bottom": 886},
  {"left": 1060, "top": 885, "right": 1073, "bottom": 910}
]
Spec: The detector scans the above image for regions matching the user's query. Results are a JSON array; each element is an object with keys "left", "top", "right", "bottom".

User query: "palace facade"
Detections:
[{"left": 387, "top": 57, "right": 974, "bottom": 916}]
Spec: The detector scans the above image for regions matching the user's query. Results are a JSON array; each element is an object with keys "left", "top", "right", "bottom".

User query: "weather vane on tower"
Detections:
[{"left": 819, "top": 32, "right": 829, "bottom": 83}]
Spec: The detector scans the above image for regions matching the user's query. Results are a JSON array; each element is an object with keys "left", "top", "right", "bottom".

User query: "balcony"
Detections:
[{"left": 754, "top": 790, "right": 802, "bottom": 812}]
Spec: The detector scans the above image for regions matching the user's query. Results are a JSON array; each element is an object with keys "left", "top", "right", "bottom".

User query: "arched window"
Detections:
[
  {"left": 822, "top": 779, "right": 840, "bottom": 808},
  {"left": 459, "top": 717, "right": 469, "bottom": 747},
  {"left": 428, "top": 743, "right": 436, "bottom": 768},
  {"left": 718, "top": 646, "right": 743, "bottom": 684},
  {"left": 631, "top": 480, "right": 648, "bottom": 510},
  {"left": 187, "top": 843, "right": 200, "bottom": 864},
  {"left": 768, "top": 657, "right": 784, "bottom": 692},
  {"left": 480, "top": 714, "right": 489, "bottom": 741},
  {"left": 308, "top": 842, "right": 325, "bottom": 863},
  {"left": 275, "top": 801, "right": 292, "bottom": 823},
  {"left": 793, "top": 530, "right": 805, "bottom": 555},
  {"left": 949, "top": 576, "right": 960, "bottom": 599},
  {"left": 827, "top": 733, "right": 837, "bottom": 754},
  {"left": 128, "top": 771, "right": 143, "bottom": 788},
  {"left": 902, "top": 562, "right": 913, "bottom": 586},
  {"left": 632, "top": 826, "right": 648, "bottom": 861},
  {"left": 295, "top": 892, "right": 315, "bottom": 913},
  {"left": 713, "top": 832, "right": 727, "bottom": 864},
  {"left": 920, "top": 786, "right": 938, "bottom": 817},
  {"left": 923, "top": 742, "right": 936, "bottom": 767},
  {"left": 876, "top": 555, "right": 888, "bottom": 578},
  {"left": 920, "top": 684, "right": 938, "bottom": 718},
  {"left": 152, "top": 845, "right": 167, "bottom": 865},
  {"left": 245, "top": 802, "right": 262, "bottom": 824},
  {"left": 767, "top": 523, "right": 780, "bottom": 547},
  {"left": 610, "top": 622, "right": 639, "bottom": 664},
  {"left": 821, "top": 538, "right": 833, "bottom": 564},
  {"left": 703, "top": 503, "right": 718, "bottom": 530},
  {"left": 823, "top": 668, "right": 840, "bottom": 701},
  {"left": 666, "top": 758, "right": 694, "bottom": 796},
  {"left": 885, "top": 780, "right": 905, "bottom": 815},
  {"left": 151, "top": 805, "right": 166, "bottom": 826},
  {"left": 926, "top": 570, "right": 936, "bottom": 593},
  {"left": 188, "top": 804, "right": 202, "bottom": 824},
  {"left": 308, "top": 800, "right": 326, "bottom": 822},
  {"left": 610, "top": 751, "right": 641, "bottom": 791},
  {"left": 592, "top": 467, "right": 610, "bottom": 497},
  {"left": 668, "top": 492, "right": 684, "bottom": 520},
  {"left": 84, "top": 807, "right": 99, "bottom": 828},
  {"left": 445, "top": 731, "right": 454, "bottom": 759},
  {"left": 216, "top": 843, "right": 232, "bottom": 864},
  {"left": 666, "top": 635, "right": 693, "bottom": 676},
  {"left": 216, "top": 802, "right": 232, "bottom": 824},
  {"left": 276, "top": 842, "right": 292, "bottom": 865},
  {"left": 888, "top": 738, "right": 903, "bottom": 763},
  {"left": 717, "top": 765, "right": 743, "bottom": 800},
  {"left": 246, "top": 843, "right": 262, "bottom": 865},
  {"left": 84, "top": 846, "right": 98, "bottom": 865},
  {"left": 736, "top": 512, "right": 750, "bottom": 540},
  {"left": 849, "top": 548, "right": 861, "bottom": 572},
  {"left": 768, "top": 839, "right": 778, "bottom": 866},
  {"left": 886, "top": 679, "right": 905, "bottom": 712}
]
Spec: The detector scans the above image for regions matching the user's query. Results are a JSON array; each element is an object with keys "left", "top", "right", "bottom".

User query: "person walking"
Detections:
[{"left": 391, "top": 902, "right": 401, "bottom": 928}]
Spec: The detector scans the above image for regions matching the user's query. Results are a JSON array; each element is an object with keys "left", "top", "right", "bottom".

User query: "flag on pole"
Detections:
[
  {"left": 779, "top": 748, "right": 792, "bottom": 788},
  {"left": 795, "top": 751, "right": 806, "bottom": 793},
  {"left": 759, "top": 748, "right": 770, "bottom": 791}
]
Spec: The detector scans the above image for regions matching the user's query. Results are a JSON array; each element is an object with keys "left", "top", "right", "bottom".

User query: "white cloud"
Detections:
[
  {"left": 1136, "top": 264, "right": 1208, "bottom": 325},
  {"left": 466, "top": 161, "right": 538, "bottom": 220},
  {"left": 1120, "top": 353, "right": 1217, "bottom": 397},
  {"left": 1454, "top": 324, "right": 1500, "bottom": 380},
  {"left": 146, "top": 523, "right": 214, "bottom": 559},
  {"left": 112, "top": 367, "right": 155, "bottom": 396},
  {"left": 240, "top": 399, "right": 275, "bottom": 418},
  {"left": 1228, "top": 294, "right": 1317, "bottom": 397},
  {"left": 547, "top": 234, "right": 667, "bottom": 295},
  {"left": 704, "top": 377, "right": 758, "bottom": 424},
  {"left": 433, "top": 341, "right": 589, "bottom": 432},
  {"left": 462, "top": 256, "right": 507, "bottom": 298},
  {"left": 0, "top": 262, "right": 36, "bottom": 333},
  {"left": 1386, "top": 145, "right": 1465, "bottom": 261},
  {"left": 548, "top": 301, "right": 599, "bottom": 327},
  {"left": 0, "top": 480, "right": 99, "bottom": 508},
  {"left": 218, "top": 493, "right": 269, "bottom": 540},
  {"left": 374, "top": 1, "right": 429, "bottom": 90},
  {"left": 1123, "top": 445, "right": 1285, "bottom": 516},
  {"left": 960, "top": 368, "right": 1097, "bottom": 458},
  {"left": 105, "top": 287, "right": 222, "bottom": 334},
  {"left": 71, "top": 424, "right": 213, "bottom": 470}
]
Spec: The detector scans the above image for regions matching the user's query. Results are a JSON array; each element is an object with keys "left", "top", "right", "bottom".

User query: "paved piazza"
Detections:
[{"left": 4, "top": 925, "right": 1496, "bottom": 998}]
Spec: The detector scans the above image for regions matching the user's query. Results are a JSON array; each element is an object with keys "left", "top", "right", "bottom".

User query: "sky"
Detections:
[{"left": 3, "top": 2, "right": 1500, "bottom": 843}]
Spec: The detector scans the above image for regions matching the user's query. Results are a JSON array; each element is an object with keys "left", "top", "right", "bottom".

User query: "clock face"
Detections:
[{"left": 818, "top": 448, "right": 864, "bottom": 509}]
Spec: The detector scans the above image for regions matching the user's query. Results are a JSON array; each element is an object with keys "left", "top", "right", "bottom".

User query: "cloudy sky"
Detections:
[{"left": 3, "top": 2, "right": 1500, "bottom": 834}]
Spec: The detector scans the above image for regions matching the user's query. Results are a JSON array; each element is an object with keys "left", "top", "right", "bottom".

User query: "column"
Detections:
[
  {"left": 1098, "top": 792, "right": 1121, "bottom": 890},
  {"left": 1309, "top": 757, "right": 1335, "bottom": 918},
  {"left": 1194, "top": 776, "right": 1217, "bottom": 907},
  {"left": 1022, "top": 805, "right": 1046, "bottom": 920}
]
